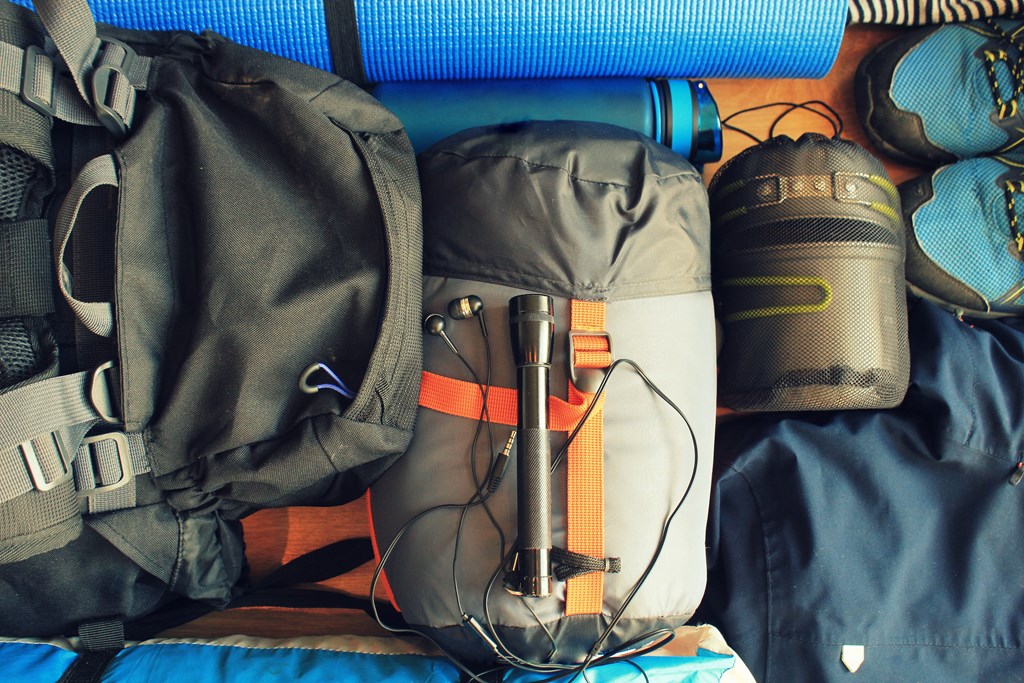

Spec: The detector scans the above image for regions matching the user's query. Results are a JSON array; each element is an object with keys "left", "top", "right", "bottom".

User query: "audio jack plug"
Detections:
[{"left": 487, "top": 430, "right": 517, "bottom": 494}]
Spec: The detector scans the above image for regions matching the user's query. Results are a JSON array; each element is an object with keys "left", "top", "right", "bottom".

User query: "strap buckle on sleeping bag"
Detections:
[{"left": 567, "top": 329, "right": 612, "bottom": 393}]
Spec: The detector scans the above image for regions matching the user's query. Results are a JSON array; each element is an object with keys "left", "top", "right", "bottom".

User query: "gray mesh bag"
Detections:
[{"left": 709, "top": 132, "right": 910, "bottom": 412}]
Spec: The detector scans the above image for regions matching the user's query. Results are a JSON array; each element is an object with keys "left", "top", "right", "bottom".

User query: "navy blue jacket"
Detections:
[{"left": 699, "top": 298, "right": 1024, "bottom": 681}]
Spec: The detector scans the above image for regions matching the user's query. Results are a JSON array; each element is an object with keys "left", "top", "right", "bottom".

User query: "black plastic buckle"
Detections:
[
  {"left": 20, "top": 44, "right": 57, "bottom": 117},
  {"left": 20, "top": 432, "right": 72, "bottom": 492},
  {"left": 78, "top": 431, "right": 133, "bottom": 497},
  {"left": 90, "top": 38, "right": 137, "bottom": 139},
  {"left": 567, "top": 330, "right": 612, "bottom": 394}
]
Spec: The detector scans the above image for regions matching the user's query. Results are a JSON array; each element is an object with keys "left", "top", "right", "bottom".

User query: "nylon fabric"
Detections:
[
  {"left": 0, "top": 370, "right": 101, "bottom": 460},
  {"left": 30, "top": 0, "right": 154, "bottom": 129},
  {"left": 698, "top": 298, "right": 1024, "bottom": 682},
  {"left": 0, "top": 434, "right": 66, "bottom": 504},
  {"left": 77, "top": 619, "right": 123, "bottom": 651},
  {"left": 0, "top": 40, "right": 113, "bottom": 127},
  {"left": 372, "top": 276, "right": 715, "bottom": 664},
  {"left": 52, "top": 154, "right": 116, "bottom": 338},
  {"left": 564, "top": 300, "right": 609, "bottom": 617},
  {"left": 56, "top": 649, "right": 119, "bottom": 683},
  {"left": 0, "top": 635, "right": 745, "bottom": 682},
  {"left": 572, "top": 336, "right": 612, "bottom": 369},
  {"left": 0, "top": 143, "right": 35, "bottom": 219},
  {"left": 323, "top": 0, "right": 365, "bottom": 84},
  {"left": 73, "top": 431, "right": 149, "bottom": 514},
  {"left": 370, "top": 124, "right": 714, "bottom": 664},
  {"left": 0, "top": 480, "right": 79, "bottom": 562},
  {"left": 0, "top": 641, "right": 78, "bottom": 683},
  {"left": 418, "top": 371, "right": 601, "bottom": 431},
  {"left": 0, "top": 319, "right": 42, "bottom": 388},
  {"left": 0, "top": 515, "right": 179, "bottom": 636},
  {"left": 0, "top": 0, "right": 422, "bottom": 639},
  {"left": 709, "top": 134, "right": 909, "bottom": 412},
  {"left": 0, "top": 4, "right": 57, "bottom": 186},
  {"left": 420, "top": 122, "right": 711, "bottom": 302}
]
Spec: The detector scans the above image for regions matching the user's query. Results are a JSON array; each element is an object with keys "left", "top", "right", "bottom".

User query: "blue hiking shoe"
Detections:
[
  {"left": 900, "top": 153, "right": 1024, "bottom": 317},
  {"left": 856, "top": 19, "right": 1024, "bottom": 165}
]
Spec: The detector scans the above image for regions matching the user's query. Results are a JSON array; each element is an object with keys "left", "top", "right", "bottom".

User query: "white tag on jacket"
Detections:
[{"left": 841, "top": 644, "right": 865, "bottom": 673}]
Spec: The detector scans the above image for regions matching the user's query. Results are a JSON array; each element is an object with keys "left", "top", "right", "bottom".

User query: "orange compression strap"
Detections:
[
  {"left": 418, "top": 371, "right": 602, "bottom": 431},
  {"left": 565, "top": 300, "right": 609, "bottom": 615},
  {"left": 416, "top": 299, "right": 610, "bottom": 617}
]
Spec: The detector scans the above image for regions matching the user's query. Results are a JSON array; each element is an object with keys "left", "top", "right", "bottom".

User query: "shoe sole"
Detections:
[{"left": 855, "top": 28, "right": 959, "bottom": 167}]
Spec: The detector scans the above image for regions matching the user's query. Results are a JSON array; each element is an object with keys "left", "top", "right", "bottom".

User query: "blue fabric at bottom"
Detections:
[
  {"left": 0, "top": 639, "right": 738, "bottom": 683},
  {"left": 0, "top": 641, "right": 79, "bottom": 683}
]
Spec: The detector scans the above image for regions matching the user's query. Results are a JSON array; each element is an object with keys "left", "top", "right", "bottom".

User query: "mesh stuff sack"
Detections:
[{"left": 708, "top": 132, "right": 910, "bottom": 412}]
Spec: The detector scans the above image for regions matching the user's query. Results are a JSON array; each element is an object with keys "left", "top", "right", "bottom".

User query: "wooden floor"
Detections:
[{"left": 163, "top": 24, "right": 930, "bottom": 641}]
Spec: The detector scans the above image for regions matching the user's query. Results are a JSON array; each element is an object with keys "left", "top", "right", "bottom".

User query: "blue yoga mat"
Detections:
[{"left": 13, "top": 0, "right": 849, "bottom": 80}]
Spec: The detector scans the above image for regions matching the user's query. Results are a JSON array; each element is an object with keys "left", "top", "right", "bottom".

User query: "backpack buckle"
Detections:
[
  {"left": 89, "top": 361, "right": 121, "bottom": 424},
  {"left": 90, "top": 38, "right": 138, "bottom": 139},
  {"left": 567, "top": 330, "right": 612, "bottom": 394},
  {"left": 20, "top": 44, "right": 58, "bottom": 117},
  {"left": 77, "top": 431, "right": 133, "bottom": 497},
  {"left": 20, "top": 433, "right": 73, "bottom": 492}
]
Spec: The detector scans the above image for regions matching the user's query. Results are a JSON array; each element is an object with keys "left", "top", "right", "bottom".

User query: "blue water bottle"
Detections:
[{"left": 372, "top": 78, "right": 722, "bottom": 165}]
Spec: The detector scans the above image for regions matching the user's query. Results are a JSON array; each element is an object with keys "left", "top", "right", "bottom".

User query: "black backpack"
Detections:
[{"left": 0, "top": 0, "right": 421, "bottom": 637}]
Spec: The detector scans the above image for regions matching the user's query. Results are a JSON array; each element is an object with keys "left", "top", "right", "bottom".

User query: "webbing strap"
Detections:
[
  {"left": 54, "top": 154, "right": 117, "bottom": 337},
  {"left": 323, "top": 0, "right": 368, "bottom": 86},
  {"left": 572, "top": 333, "right": 612, "bottom": 369},
  {"left": 0, "top": 0, "right": 151, "bottom": 135},
  {"left": 0, "top": 371, "right": 106, "bottom": 505},
  {"left": 0, "top": 41, "right": 103, "bottom": 126},
  {"left": 418, "top": 371, "right": 602, "bottom": 430},
  {"left": 0, "top": 218, "right": 53, "bottom": 317},
  {"left": 57, "top": 650, "right": 119, "bottom": 683},
  {"left": 72, "top": 431, "right": 150, "bottom": 514},
  {"left": 32, "top": 0, "right": 101, "bottom": 105},
  {"left": 416, "top": 299, "right": 610, "bottom": 615},
  {"left": 565, "top": 300, "right": 609, "bottom": 615},
  {"left": 58, "top": 619, "right": 124, "bottom": 683}
]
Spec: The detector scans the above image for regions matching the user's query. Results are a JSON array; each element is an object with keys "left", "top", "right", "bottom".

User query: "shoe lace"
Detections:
[
  {"left": 1003, "top": 178, "right": 1023, "bottom": 253},
  {"left": 981, "top": 18, "right": 1024, "bottom": 122}
]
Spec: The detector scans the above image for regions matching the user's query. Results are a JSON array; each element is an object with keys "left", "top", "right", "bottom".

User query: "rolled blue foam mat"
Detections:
[{"left": 13, "top": 0, "right": 849, "bottom": 80}]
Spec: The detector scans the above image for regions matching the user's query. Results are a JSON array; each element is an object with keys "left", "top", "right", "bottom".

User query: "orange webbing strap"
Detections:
[
  {"left": 416, "top": 299, "right": 610, "bottom": 616},
  {"left": 565, "top": 300, "right": 609, "bottom": 615},
  {"left": 418, "top": 371, "right": 602, "bottom": 431}
]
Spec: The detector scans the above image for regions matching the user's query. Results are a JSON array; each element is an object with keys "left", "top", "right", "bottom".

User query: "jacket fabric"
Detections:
[{"left": 698, "top": 297, "right": 1024, "bottom": 681}]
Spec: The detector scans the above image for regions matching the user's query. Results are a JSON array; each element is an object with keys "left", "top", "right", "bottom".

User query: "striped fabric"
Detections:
[{"left": 849, "top": 0, "right": 1022, "bottom": 23}]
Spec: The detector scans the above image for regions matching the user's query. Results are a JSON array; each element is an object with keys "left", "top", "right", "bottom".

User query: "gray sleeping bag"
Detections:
[{"left": 369, "top": 121, "right": 718, "bottom": 665}]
